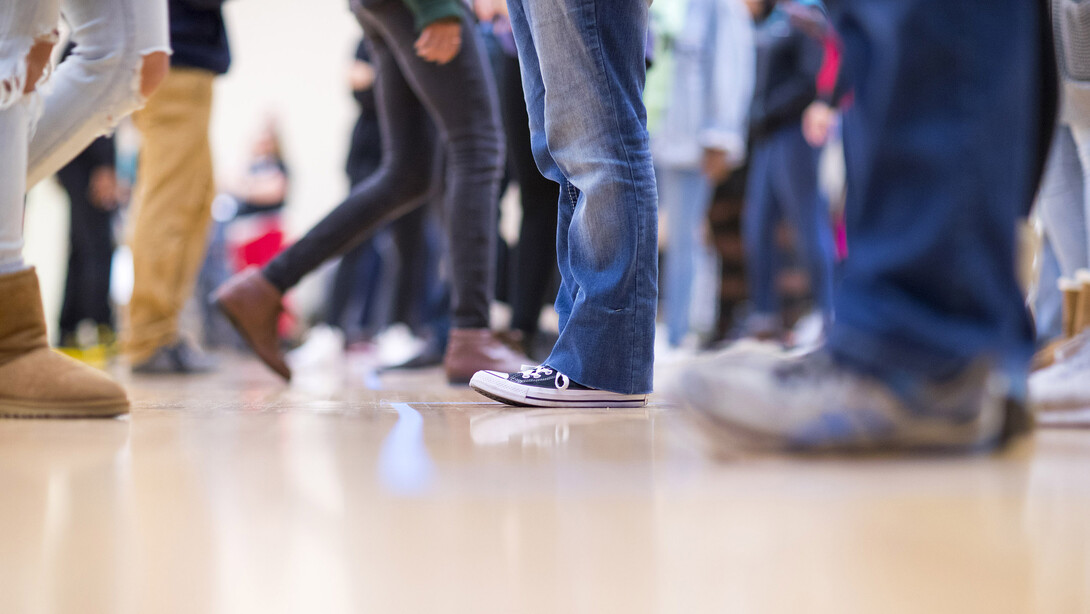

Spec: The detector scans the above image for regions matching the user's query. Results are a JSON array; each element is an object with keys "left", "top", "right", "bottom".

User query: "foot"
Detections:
[
  {"left": 0, "top": 350, "right": 129, "bottom": 418},
  {"left": 0, "top": 268, "right": 128, "bottom": 418},
  {"left": 663, "top": 350, "right": 1023, "bottom": 453},
  {"left": 1030, "top": 329, "right": 1090, "bottom": 411},
  {"left": 443, "top": 328, "right": 534, "bottom": 384},
  {"left": 131, "top": 340, "right": 217, "bottom": 375},
  {"left": 384, "top": 332, "right": 445, "bottom": 371},
  {"left": 211, "top": 267, "right": 290, "bottom": 380},
  {"left": 470, "top": 365, "right": 648, "bottom": 408}
]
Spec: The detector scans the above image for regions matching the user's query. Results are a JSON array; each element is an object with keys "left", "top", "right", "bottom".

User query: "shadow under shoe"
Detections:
[
  {"left": 211, "top": 266, "right": 291, "bottom": 381},
  {"left": 443, "top": 328, "right": 534, "bottom": 385},
  {"left": 0, "top": 268, "right": 128, "bottom": 418}
]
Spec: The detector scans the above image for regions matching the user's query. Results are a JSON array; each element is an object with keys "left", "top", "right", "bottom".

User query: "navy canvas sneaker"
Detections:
[{"left": 470, "top": 365, "right": 648, "bottom": 408}]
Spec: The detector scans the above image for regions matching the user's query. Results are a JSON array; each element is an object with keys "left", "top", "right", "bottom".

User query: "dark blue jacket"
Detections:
[
  {"left": 169, "top": 0, "right": 231, "bottom": 75},
  {"left": 748, "top": 3, "right": 824, "bottom": 139}
]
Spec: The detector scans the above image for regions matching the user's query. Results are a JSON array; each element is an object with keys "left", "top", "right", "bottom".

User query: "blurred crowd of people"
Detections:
[{"left": 0, "top": 0, "right": 1079, "bottom": 452}]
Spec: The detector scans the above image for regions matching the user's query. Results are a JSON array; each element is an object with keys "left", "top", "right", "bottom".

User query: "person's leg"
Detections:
[
  {"left": 1063, "top": 122, "right": 1090, "bottom": 272},
  {"left": 1036, "top": 124, "right": 1087, "bottom": 278},
  {"left": 220, "top": 3, "right": 525, "bottom": 381},
  {"left": 125, "top": 67, "right": 216, "bottom": 365},
  {"left": 85, "top": 200, "right": 114, "bottom": 330},
  {"left": 57, "top": 169, "right": 91, "bottom": 340},
  {"left": 261, "top": 22, "right": 446, "bottom": 294},
  {"left": 324, "top": 241, "right": 372, "bottom": 330},
  {"left": 27, "top": 0, "right": 169, "bottom": 187},
  {"left": 219, "top": 18, "right": 437, "bottom": 382},
  {"left": 829, "top": 0, "right": 1040, "bottom": 384},
  {"left": 500, "top": 51, "right": 560, "bottom": 341},
  {"left": 0, "top": 0, "right": 128, "bottom": 417},
  {"left": 771, "top": 125, "right": 836, "bottom": 319},
  {"left": 1034, "top": 235, "right": 1064, "bottom": 344},
  {"left": 740, "top": 138, "right": 782, "bottom": 336},
  {"left": 389, "top": 204, "right": 430, "bottom": 332},
  {"left": 663, "top": 0, "right": 1043, "bottom": 451},
  {"left": 0, "top": 0, "right": 59, "bottom": 275},
  {"left": 507, "top": 0, "right": 658, "bottom": 395},
  {"left": 660, "top": 167, "right": 713, "bottom": 347},
  {"left": 0, "top": 91, "right": 34, "bottom": 279}
]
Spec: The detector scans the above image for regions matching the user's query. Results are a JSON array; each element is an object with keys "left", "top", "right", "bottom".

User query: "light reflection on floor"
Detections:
[{"left": 0, "top": 354, "right": 1087, "bottom": 614}]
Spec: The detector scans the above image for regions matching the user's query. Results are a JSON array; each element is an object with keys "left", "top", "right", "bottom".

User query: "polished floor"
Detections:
[{"left": 1, "top": 354, "right": 1088, "bottom": 614}]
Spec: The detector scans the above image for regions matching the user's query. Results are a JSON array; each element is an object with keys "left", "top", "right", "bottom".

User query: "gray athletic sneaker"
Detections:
[{"left": 664, "top": 350, "right": 1028, "bottom": 453}]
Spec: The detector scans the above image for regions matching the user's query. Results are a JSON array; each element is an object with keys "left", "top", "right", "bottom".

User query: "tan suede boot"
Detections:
[
  {"left": 444, "top": 328, "right": 534, "bottom": 385},
  {"left": 1032, "top": 278, "right": 1083, "bottom": 371},
  {"left": 0, "top": 268, "right": 129, "bottom": 418},
  {"left": 1074, "top": 269, "right": 1090, "bottom": 335},
  {"left": 1061, "top": 278, "right": 1082, "bottom": 338}
]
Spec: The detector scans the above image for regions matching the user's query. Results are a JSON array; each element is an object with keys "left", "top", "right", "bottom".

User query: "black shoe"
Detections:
[
  {"left": 132, "top": 341, "right": 218, "bottom": 375},
  {"left": 470, "top": 365, "right": 648, "bottom": 408}
]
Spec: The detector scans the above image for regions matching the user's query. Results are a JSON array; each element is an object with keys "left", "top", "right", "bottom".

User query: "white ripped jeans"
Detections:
[{"left": 0, "top": 0, "right": 169, "bottom": 274}]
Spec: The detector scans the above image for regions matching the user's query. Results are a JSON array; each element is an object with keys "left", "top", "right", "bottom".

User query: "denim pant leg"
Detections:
[
  {"left": 0, "top": 0, "right": 60, "bottom": 273},
  {"left": 659, "top": 166, "right": 713, "bottom": 347},
  {"left": 770, "top": 125, "right": 835, "bottom": 317},
  {"left": 1037, "top": 124, "right": 1088, "bottom": 278},
  {"left": 507, "top": 0, "right": 658, "bottom": 394},
  {"left": 28, "top": 0, "right": 170, "bottom": 187},
  {"left": 1035, "top": 236, "right": 1064, "bottom": 344},
  {"left": 828, "top": 0, "right": 1041, "bottom": 385},
  {"left": 742, "top": 137, "right": 780, "bottom": 320},
  {"left": 1065, "top": 123, "right": 1090, "bottom": 268}
]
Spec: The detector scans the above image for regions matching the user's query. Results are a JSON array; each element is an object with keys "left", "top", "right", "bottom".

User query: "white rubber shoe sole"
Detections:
[{"left": 470, "top": 370, "right": 648, "bottom": 408}]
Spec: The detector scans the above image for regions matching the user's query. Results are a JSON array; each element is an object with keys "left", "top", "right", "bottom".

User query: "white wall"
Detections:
[{"left": 215, "top": 0, "right": 363, "bottom": 236}]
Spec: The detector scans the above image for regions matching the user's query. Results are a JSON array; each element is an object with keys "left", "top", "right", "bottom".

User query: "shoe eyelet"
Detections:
[{"left": 555, "top": 374, "right": 569, "bottom": 390}]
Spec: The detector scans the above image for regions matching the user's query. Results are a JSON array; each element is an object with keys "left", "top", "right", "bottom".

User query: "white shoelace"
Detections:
[
  {"left": 555, "top": 374, "right": 569, "bottom": 390},
  {"left": 518, "top": 365, "right": 569, "bottom": 390},
  {"left": 520, "top": 365, "right": 554, "bottom": 379}
]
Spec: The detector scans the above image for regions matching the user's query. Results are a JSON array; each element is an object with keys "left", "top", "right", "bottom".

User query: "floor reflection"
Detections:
[
  {"left": 379, "top": 403, "right": 434, "bottom": 495},
  {"left": 0, "top": 357, "right": 1087, "bottom": 613}
]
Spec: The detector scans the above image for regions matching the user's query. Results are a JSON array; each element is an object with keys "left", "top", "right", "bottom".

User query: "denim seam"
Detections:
[{"left": 590, "top": 0, "right": 643, "bottom": 393}]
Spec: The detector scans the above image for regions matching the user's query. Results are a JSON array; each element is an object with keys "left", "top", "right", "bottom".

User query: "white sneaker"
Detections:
[
  {"left": 1030, "top": 329, "right": 1090, "bottom": 411},
  {"left": 470, "top": 365, "right": 648, "bottom": 408}
]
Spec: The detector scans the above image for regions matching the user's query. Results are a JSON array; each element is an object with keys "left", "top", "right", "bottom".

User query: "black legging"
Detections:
[
  {"left": 497, "top": 50, "right": 560, "bottom": 337},
  {"left": 57, "top": 138, "right": 115, "bottom": 338},
  {"left": 263, "top": 2, "right": 504, "bottom": 329}
]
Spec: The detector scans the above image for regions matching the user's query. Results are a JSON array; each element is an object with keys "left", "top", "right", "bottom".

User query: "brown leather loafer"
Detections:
[{"left": 212, "top": 267, "right": 291, "bottom": 381}]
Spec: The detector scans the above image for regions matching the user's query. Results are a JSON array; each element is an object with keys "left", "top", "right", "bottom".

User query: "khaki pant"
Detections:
[{"left": 124, "top": 67, "right": 215, "bottom": 363}]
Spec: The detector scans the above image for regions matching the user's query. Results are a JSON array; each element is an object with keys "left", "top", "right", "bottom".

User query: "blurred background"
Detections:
[{"left": 26, "top": 0, "right": 362, "bottom": 339}]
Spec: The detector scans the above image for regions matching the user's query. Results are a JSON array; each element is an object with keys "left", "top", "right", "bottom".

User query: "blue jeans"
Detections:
[
  {"left": 507, "top": 0, "right": 658, "bottom": 394},
  {"left": 658, "top": 167, "right": 714, "bottom": 347},
  {"left": 1034, "top": 124, "right": 1090, "bottom": 344},
  {"left": 828, "top": 0, "right": 1042, "bottom": 386},
  {"left": 744, "top": 123, "right": 835, "bottom": 323},
  {"left": 1035, "top": 236, "right": 1064, "bottom": 344}
]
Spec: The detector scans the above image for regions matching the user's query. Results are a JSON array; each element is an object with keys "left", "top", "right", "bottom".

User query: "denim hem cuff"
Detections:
[{"left": 544, "top": 355, "right": 653, "bottom": 396}]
